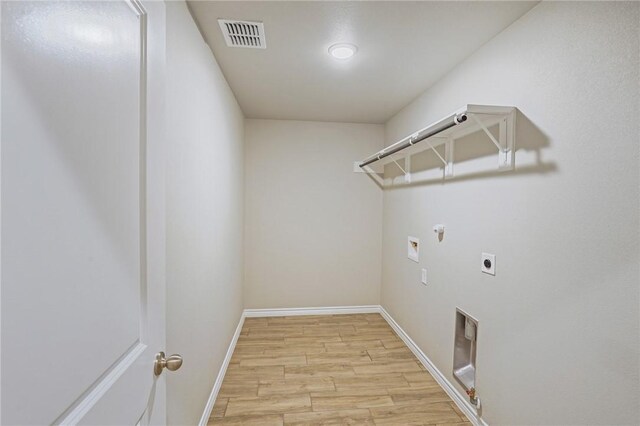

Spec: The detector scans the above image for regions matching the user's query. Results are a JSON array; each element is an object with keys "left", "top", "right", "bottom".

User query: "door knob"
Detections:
[{"left": 154, "top": 351, "right": 183, "bottom": 376}]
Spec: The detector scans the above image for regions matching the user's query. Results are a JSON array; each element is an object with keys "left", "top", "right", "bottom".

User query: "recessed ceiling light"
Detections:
[{"left": 328, "top": 43, "right": 357, "bottom": 60}]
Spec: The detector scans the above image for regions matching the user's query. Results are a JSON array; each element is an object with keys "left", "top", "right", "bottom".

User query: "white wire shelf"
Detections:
[{"left": 355, "top": 104, "right": 516, "bottom": 183}]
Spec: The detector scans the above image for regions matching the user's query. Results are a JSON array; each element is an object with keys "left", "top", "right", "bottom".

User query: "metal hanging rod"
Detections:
[{"left": 358, "top": 113, "right": 468, "bottom": 168}]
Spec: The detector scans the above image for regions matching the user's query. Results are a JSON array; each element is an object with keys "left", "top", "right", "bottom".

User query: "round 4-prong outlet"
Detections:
[{"left": 481, "top": 253, "right": 496, "bottom": 275}]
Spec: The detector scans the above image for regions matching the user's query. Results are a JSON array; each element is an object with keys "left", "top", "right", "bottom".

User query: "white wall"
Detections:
[
  {"left": 244, "top": 119, "right": 383, "bottom": 309},
  {"left": 165, "top": 2, "right": 244, "bottom": 424},
  {"left": 381, "top": 2, "right": 639, "bottom": 425}
]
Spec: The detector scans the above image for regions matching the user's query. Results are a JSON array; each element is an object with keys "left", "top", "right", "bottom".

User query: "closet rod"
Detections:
[{"left": 359, "top": 113, "right": 468, "bottom": 168}]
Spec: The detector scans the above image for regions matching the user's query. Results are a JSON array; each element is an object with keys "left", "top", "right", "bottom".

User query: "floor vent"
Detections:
[{"left": 218, "top": 19, "right": 266, "bottom": 49}]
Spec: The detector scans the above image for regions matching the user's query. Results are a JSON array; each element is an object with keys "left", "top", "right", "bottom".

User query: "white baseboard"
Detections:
[
  {"left": 243, "top": 305, "right": 380, "bottom": 317},
  {"left": 199, "top": 305, "right": 487, "bottom": 426},
  {"left": 379, "top": 306, "right": 487, "bottom": 426},
  {"left": 198, "top": 313, "right": 245, "bottom": 426}
]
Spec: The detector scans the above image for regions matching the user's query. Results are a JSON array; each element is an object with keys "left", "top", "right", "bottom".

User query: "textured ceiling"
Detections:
[{"left": 188, "top": 1, "right": 538, "bottom": 124}]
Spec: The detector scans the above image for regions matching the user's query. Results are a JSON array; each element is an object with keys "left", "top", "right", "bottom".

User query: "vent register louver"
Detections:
[{"left": 218, "top": 19, "right": 266, "bottom": 49}]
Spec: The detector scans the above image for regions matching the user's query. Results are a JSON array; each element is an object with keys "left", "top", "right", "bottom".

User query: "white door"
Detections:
[{"left": 1, "top": 1, "right": 168, "bottom": 424}]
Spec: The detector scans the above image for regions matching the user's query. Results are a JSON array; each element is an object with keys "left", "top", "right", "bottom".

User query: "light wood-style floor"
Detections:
[{"left": 208, "top": 313, "right": 471, "bottom": 425}]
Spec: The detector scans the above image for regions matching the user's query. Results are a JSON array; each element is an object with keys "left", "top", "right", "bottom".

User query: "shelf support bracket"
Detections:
[
  {"left": 404, "top": 155, "right": 411, "bottom": 183},
  {"left": 353, "top": 162, "right": 384, "bottom": 185},
  {"left": 391, "top": 157, "right": 407, "bottom": 175},
  {"left": 425, "top": 139, "right": 448, "bottom": 167},
  {"left": 444, "top": 137, "right": 454, "bottom": 178},
  {"left": 498, "top": 110, "right": 515, "bottom": 170},
  {"left": 390, "top": 155, "right": 412, "bottom": 183},
  {"left": 469, "top": 113, "right": 502, "bottom": 150},
  {"left": 468, "top": 111, "right": 515, "bottom": 171}
]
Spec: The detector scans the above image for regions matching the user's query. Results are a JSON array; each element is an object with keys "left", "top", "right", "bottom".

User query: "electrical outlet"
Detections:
[
  {"left": 481, "top": 253, "right": 496, "bottom": 275},
  {"left": 421, "top": 268, "right": 428, "bottom": 285}
]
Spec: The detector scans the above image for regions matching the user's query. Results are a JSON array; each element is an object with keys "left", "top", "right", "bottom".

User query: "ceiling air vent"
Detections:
[{"left": 218, "top": 19, "right": 266, "bottom": 49}]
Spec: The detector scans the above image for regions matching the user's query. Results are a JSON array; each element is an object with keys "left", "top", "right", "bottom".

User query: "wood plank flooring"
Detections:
[{"left": 208, "top": 313, "right": 470, "bottom": 425}]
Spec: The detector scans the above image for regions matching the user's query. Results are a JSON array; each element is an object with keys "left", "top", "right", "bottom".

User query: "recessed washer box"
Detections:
[
  {"left": 453, "top": 308, "right": 478, "bottom": 393},
  {"left": 408, "top": 236, "right": 419, "bottom": 262}
]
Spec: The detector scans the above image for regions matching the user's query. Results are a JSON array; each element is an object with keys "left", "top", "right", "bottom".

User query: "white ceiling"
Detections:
[{"left": 187, "top": 1, "right": 538, "bottom": 124}]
